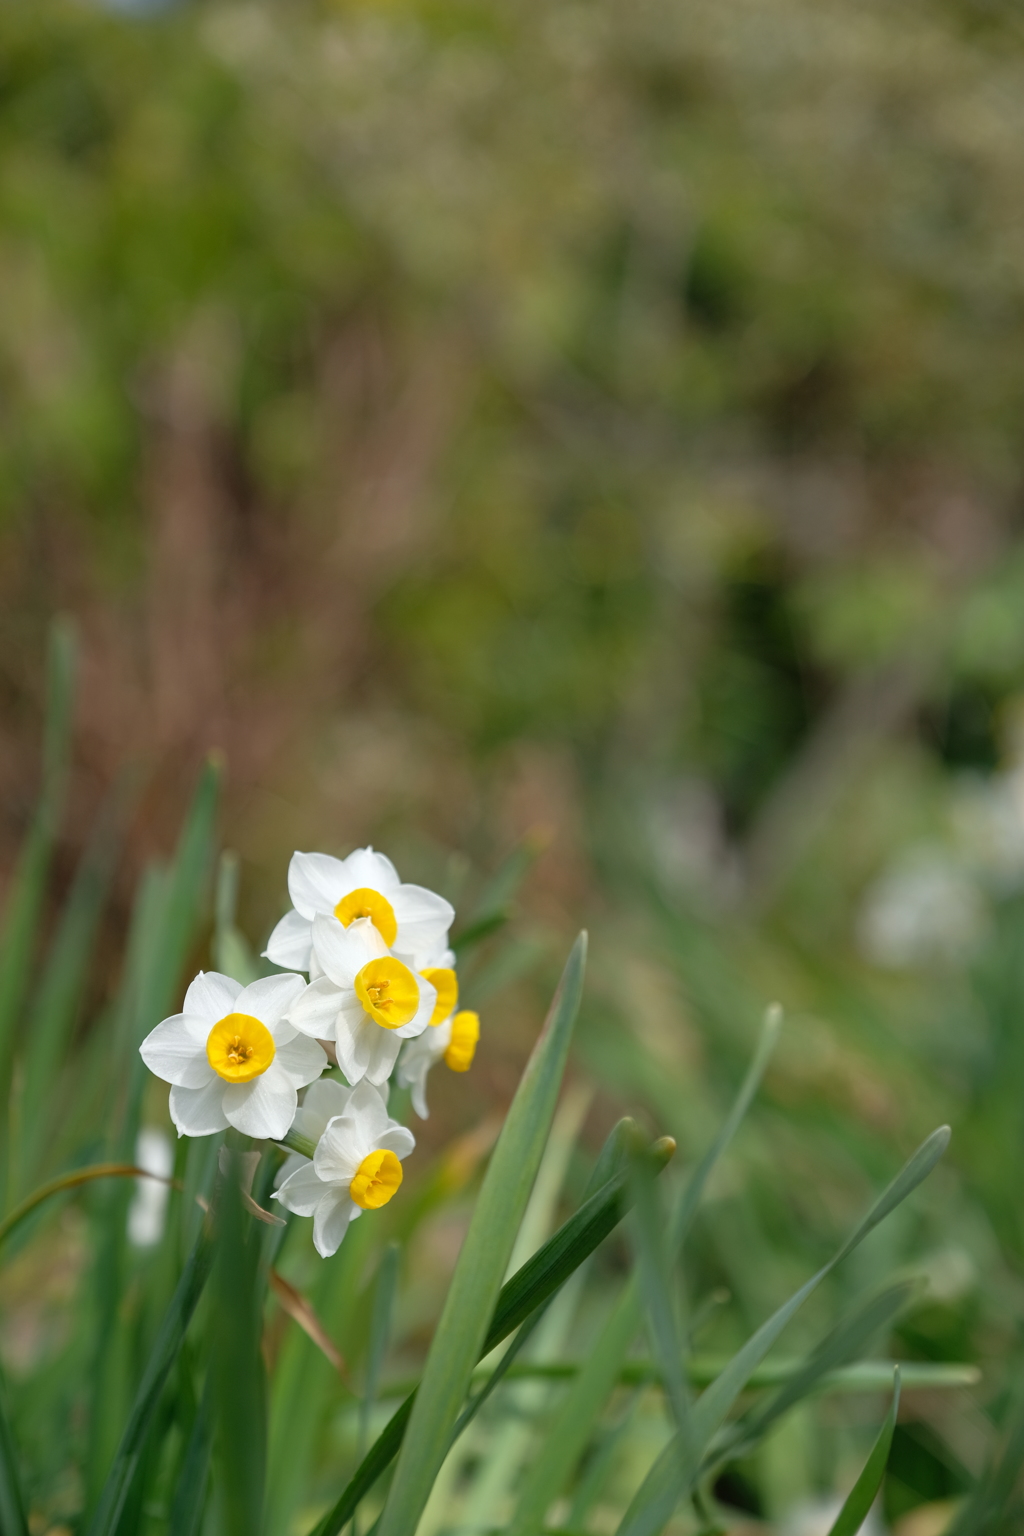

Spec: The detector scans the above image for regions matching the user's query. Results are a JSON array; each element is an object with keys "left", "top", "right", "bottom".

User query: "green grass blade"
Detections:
[
  {"left": 86, "top": 1223, "right": 216, "bottom": 1536},
  {"left": 499, "top": 1014, "right": 780, "bottom": 1536},
  {"left": 266, "top": 1214, "right": 374, "bottom": 1536},
  {"left": 584, "top": 1119, "right": 643, "bottom": 1200},
  {"left": 507, "top": 1282, "right": 640, "bottom": 1536},
  {"left": 376, "top": 933, "right": 588, "bottom": 1536},
  {"left": 308, "top": 1132, "right": 674, "bottom": 1536},
  {"left": 214, "top": 850, "right": 259, "bottom": 985},
  {"left": 0, "top": 1370, "right": 29, "bottom": 1536},
  {"left": 453, "top": 834, "right": 545, "bottom": 953},
  {"left": 17, "top": 784, "right": 127, "bottom": 1185},
  {"left": 945, "top": 1375, "right": 1024, "bottom": 1535},
  {"left": 169, "top": 1381, "right": 212, "bottom": 1536},
  {"left": 212, "top": 1161, "right": 266, "bottom": 1536},
  {"left": 670, "top": 1003, "right": 781, "bottom": 1254},
  {"left": 406, "top": 1355, "right": 972, "bottom": 1396},
  {"left": 482, "top": 1136, "right": 674, "bottom": 1354},
  {"left": 0, "top": 1162, "right": 166, "bottom": 1253},
  {"left": 354, "top": 1242, "right": 401, "bottom": 1533},
  {"left": 631, "top": 1156, "right": 689, "bottom": 1429},
  {"left": 0, "top": 619, "right": 76, "bottom": 1202},
  {"left": 446, "top": 1303, "right": 552, "bottom": 1452},
  {"left": 616, "top": 1127, "right": 950, "bottom": 1536},
  {"left": 719, "top": 1283, "right": 916, "bottom": 1465},
  {"left": 361, "top": 1243, "right": 400, "bottom": 1454},
  {"left": 826, "top": 1367, "right": 900, "bottom": 1536}
]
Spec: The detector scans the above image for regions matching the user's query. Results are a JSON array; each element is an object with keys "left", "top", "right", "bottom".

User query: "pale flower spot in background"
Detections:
[
  {"left": 128, "top": 1127, "right": 173, "bottom": 1248},
  {"left": 856, "top": 846, "right": 986, "bottom": 971},
  {"left": 781, "top": 1496, "right": 883, "bottom": 1536}
]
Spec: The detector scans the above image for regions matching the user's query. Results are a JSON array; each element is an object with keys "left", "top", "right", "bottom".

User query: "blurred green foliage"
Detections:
[{"left": 5, "top": 0, "right": 1024, "bottom": 1529}]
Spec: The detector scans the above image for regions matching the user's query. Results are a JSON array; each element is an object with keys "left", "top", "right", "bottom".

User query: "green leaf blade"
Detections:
[
  {"left": 376, "top": 933, "right": 587, "bottom": 1536},
  {"left": 827, "top": 1368, "right": 901, "bottom": 1536}
]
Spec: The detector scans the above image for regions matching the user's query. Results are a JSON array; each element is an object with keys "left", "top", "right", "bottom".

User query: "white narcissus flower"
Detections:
[
  {"left": 139, "top": 972, "right": 327, "bottom": 1141},
  {"left": 398, "top": 1009, "right": 480, "bottom": 1120},
  {"left": 273, "top": 1080, "right": 415, "bottom": 1257},
  {"left": 263, "top": 847, "right": 454, "bottom": 972},
  {"left": 272, "top": 1076, "right": 362, "bottom": 1188},
  {"left": 286, "top": 916, "right": 436, "bottom": 1087}
]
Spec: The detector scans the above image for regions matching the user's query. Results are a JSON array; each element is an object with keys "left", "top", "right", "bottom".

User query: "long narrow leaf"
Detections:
[
  {"left": 308, "top": 1132, "right": 675, "bottom": 1536},
  {"left": 169, "top": 1382, "right": 212, "bottom": 1536},
  {"left": 504, "top": 1009, "right": 782, "bottom": 1536},
  {"left": 508, "top": 1282, "right": 640, "bottom": 1536},
  {"left": 716, "top": 1283, "right": 916, "bottom": 1466},
  {"left": 632, "top": 1157, "right": 689, "bottom": 1428},
  {"left": 0, "top": 619, "right": 75, "bottom": 1203},
  {"left": 0, "top": 1162, "right": 173, "bottom": 1253},
  {"left": 827, "top": 1367, "right": 901, "bottom": 1536},
  {"left": 671, "top": 1002, "right": 781, "bottom": 1253},
  {"left": 212, "top": 1165, "right": 266, "bottom": 1536},
  {"left": 0, "top": 1371, "right": 28, "bottom": 1536},
  {"left": 17, "top": 777, "right": 128, "bottom": 1186},
  {"left": 86, "top": 1223, "right": 216, "bottom": 1536},
  {"left": 376, "top": 933, "right": 587, "bottom": 1536},
  {"left": 616, "top": 1127, "right": 950, "bottom": 1536}
]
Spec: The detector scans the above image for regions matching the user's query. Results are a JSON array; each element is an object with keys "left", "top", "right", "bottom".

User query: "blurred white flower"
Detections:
[
  {"left": 857, "top": 847, "right": 985, "bottom": 970},
  {"left": 286, "top": 916, "right": 436, "bottom": 1087},
  {"left": 274, "top": 1080, "right": 415, "bottom": 1257},
  {"left": 781, "top": 1496, "right": 883, "bottom": 1536},
  {"left": 263, "top": 847, "right": 454, "bottom": 972},
  {"left": 397, "top": 1008, "right": 480, "bottom": 1119},
  {"left": 127, "top": 1127, "right": 173, "bottom": 1247},
  {"left": 140, "top": 972, "right": 327, "bottom": 1140},
  {"left": 952, "top": 766, "right": 1024, "bottom": 891}
]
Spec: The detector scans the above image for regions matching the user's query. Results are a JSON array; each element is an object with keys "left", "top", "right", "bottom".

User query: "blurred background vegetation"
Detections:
[{"left": 5, "top": 0, "right": 1024, "bottom": 1530}]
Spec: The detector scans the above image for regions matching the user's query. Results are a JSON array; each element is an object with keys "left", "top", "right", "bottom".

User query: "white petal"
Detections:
[
  {"left": 182, "top": 971, "right": 242, "bottom": 1022},
  {"left": 314, "top": 1116, "right": 362, "bottom": 1184},
  {"left": 339, "top": 847, "right": 400, "bottom": 894},
  {"left": 274, "top": 1160, "right": 327, "bottom": 1216},
  {"left": 273, "top": 1152, "right": 309, "bottom": 1190},
  {"left": 236, "top": 971, "right": 306, "bottom": 1026},
  {"left": 288, "top": 851, "right": 348, "bottom": 918},
  {"left": 397, "top": 1027, "right": 447, "bottom": 1119},
  {"left": 295, "top": 1078, "right": 353, "bottom": 1141},
  {"left": 223, "top": 1062, "right": 297, "bottom": 1141},
  {"left": 405, "top": 943, "right": 456, "bottom": 971},
  {"left": 274, "top": 1033, "right": 328, "bottom": 1088},
  {"left": 139, "top": 1015, "right": 213, "bottom": 1088},
  {"left": 287, "top": 976, "right": 343, "bottom": 1040},
  {"left": 391, "top": 885, "right": 454, "bottom": 964},
  {"left": 311, "top": 913, "right": 387, "bottom": 986},
  {"left": 313, "top": 1189, "right": 357, "bottom": 1257},
  {"left": 334, "top": 1012, "right": 401, "bottom": 1087},
  {"left": 377, "top": 1124, "right": 416, "bottom": 1160},
  {"left": 263, "top": 909, "right": 313, "bottom": 971},
  {"left": 169, "top": 1079, "right": 229, "bottom": 1137},
  {"left": 347, "top": 1079, "right": 392, "bottom": 1144}
]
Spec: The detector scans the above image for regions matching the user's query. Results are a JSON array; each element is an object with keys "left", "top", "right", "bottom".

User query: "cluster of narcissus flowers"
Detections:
[{"left": 140, "top": 848, "right": 480, "bottom": 1255}]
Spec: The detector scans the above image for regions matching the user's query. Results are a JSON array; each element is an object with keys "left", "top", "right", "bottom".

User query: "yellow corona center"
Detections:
[
  {"left": 333, "top": 887, "right": 398, "bottom": 947},
  {"left": 206, "top": 1012, "right": 276, "bottom": 1083},
  {"left": 421, "top": 967, "right": 458, "bottom": 1026},
  {"left": 354, "top": 956, "right": 420, "bottom": 1029},
  {"left": 349, "top": 1148, "right": 403, "bottom": 1210},
  {"left": 445, "top": 1010, "right": 480, "bottom": 1073}
]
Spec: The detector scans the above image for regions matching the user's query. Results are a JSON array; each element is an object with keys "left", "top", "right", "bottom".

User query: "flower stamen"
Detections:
[
  {"left": 354, "top": 957, "right": 420, "bottom": 1029},
  {"left": 206, "top": 1012, "right": 276, "bottom": 1083}
]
